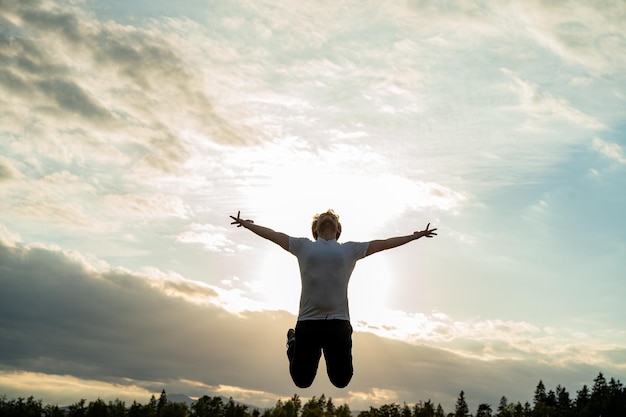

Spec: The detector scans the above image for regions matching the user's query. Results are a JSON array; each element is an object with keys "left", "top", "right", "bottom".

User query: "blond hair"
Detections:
[{"left": 311, "top": 209, "right": 342, "bottom": 240}]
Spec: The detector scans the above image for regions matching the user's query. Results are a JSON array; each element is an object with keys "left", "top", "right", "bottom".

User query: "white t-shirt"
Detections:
[{"left": 288, "top": 237, "right": 370, "bottom": 321}]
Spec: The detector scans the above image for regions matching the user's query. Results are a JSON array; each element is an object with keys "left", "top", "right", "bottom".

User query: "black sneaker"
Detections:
[
  {"left": 286, "top": 328, "right": 296, "bottom": 360},
  {"left": 286, "top": 328, "right": 295, "bottom": 348}
]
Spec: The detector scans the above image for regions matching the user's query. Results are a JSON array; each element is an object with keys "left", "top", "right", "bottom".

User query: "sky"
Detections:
[{"left": 1, "top": 0, "right": 625, "bottom": 413}]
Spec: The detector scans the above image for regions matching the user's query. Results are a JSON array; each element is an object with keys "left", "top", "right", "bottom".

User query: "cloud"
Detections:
[
  {"left": 0, "top": 156, "right": 22, "bottom": 181},
  {"left": 1, "top": 230, "right": 623, "bottom": 411},
  {"left": 512, "top": 0, "right": 626, "bottom": 74},
  {"left": 0, "top": 224, "right": 22, "bottom": 247},
  {"left": 36, "top": 77, "right": 113, "bottom": 122},
  {"left": 176, "top": 223, "right": 244, "bottom": 253},
  {"left": 0, "top": 235, "right": 292, "bottom": 394},
  {"left": 501, "top": 69, "right": 606, "bottom": 131},
  {"left": 592, "top": 137, "right": 626, "bottom": 164},
  {"left": 211, "top": 138, "right": 466, "bottom": 239},
  {"left": 402, "top": 1, "right": 626, "bottom": 75},
  {"left": 103, "top": 192, "right": 189, "bottom": 220},
  {"left": 1, "top": 0, "right": 278, "bottom": 243},
  {"left": 0, "top": 0, "right": 256, "bottom": 173},
  {"left": 347, "top": 387, "right": 400, "bottom": 407},
  {"left": 0, "top": 371, "right": 153, "bottom": 406},
  {"left": 0, "top": 170, "right": 99, "bottom": 228},
  {"left": 1, "top": 0, "right": 625, "bottom": 412},
  {"left": 2, "top": 0, "right": 619, "bottom": 240},
  {"left": 352, "top": 308, "right": 626, "bottom": 371}
]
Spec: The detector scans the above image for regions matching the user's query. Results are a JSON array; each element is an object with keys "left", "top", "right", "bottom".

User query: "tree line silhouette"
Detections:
[{"left": 1, "top": 372, "right": 625, "bottom": 417}]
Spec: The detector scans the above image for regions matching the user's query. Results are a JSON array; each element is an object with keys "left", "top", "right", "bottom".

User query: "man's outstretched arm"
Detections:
[
  {"left": 230, "top": 211, "right": 290, "bottom": 251},
  {"left": 365, "top": 223, "right": 437, "bottom": 257}
]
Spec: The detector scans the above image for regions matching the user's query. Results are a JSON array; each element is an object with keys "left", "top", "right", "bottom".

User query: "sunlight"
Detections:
[
  {"left": 347, "top": 387, "right": 400, "bottom": 407},
  {"left": 213, "top": 385, "right": 280, "bottom": 407},
  {"left": 0, "top": 371, "right": 151, "bottom": 405},
  {"left": 230, "top": 139, "right": 463, "bottom": 240},
  {"left": 254, "top": 248, "right": 302, "bottom": 314},
  {"left": 349, "top": 255, "right": 393, "bottom": 320},
  {"left": 221, "top": 139, "right": 464, "bottom": 322},
  {"left": 243, "top": 170, "right": 459, "bottom": 239}
]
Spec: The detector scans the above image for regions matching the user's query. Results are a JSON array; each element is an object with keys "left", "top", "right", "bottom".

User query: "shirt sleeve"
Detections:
[
  {"left": 288, "top": 236, "right": 309, "bottom": 256},
  {"left": 346, "top": 241, "right": 370, "bottom": 260}
]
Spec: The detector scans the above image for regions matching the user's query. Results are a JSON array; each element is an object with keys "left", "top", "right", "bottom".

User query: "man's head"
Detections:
[{"left": 312, "top": 209, "right": 342, "bottom": 240}]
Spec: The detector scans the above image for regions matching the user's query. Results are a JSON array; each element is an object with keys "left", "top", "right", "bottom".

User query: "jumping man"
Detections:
[{"left": 230, "top": 209, "right": 437, "bottom": 388}]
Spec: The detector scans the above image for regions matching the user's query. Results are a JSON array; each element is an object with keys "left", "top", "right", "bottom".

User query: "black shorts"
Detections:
[{"left": 289, "top": 319, "right": 353, "bottom": 388}]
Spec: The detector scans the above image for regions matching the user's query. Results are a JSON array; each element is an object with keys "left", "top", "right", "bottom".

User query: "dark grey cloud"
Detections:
[
  {"left": 0, "top": 237, "right": 294, "bottom": 395},
  {"left": 0, "top": 235, "right": 610, "bottom": 411},
  {"left": 0, "top": 17, "right": 115, "bottom": 126},
  {"left": 92, "top": 28, "right": 186, "bottom": 91},
  {"left": 9, "top": 0, "right": 85, "bottom": 44},
  {"left": 36, "top": 78, "right": 112, "bottom": 121},
  {"left": 351, "top": 331, "right": 599, "bottom": 409},
  {"left": 0, "top": 65, "right": 30, "bottom": 97}
]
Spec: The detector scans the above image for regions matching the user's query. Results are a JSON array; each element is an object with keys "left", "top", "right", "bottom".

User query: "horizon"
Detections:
[
  {"left": 1, "top": 372, "right": 621, "bottom": 414},
  {"left": 1, "top": 0, "right": 625, "bottom": 414}
]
